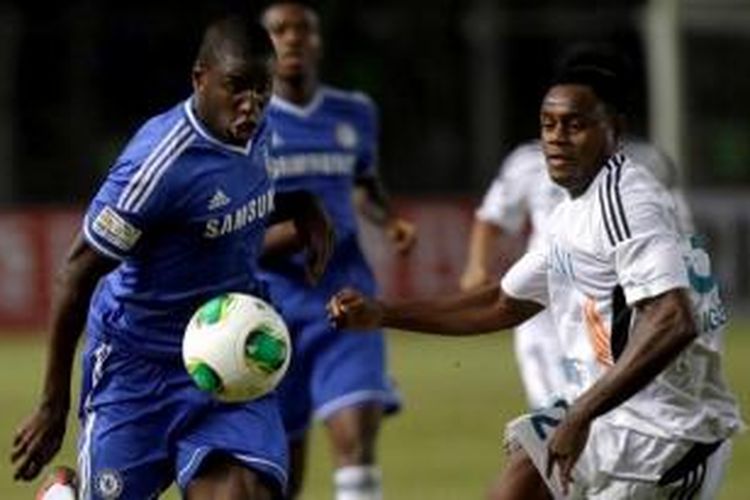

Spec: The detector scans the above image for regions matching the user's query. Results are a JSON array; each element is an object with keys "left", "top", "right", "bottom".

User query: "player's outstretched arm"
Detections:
[
  {"left": 460, "top": 219, "right": 503, "bottom": 291},
  {"left": 328, "top": 284, "right": 543, "bottom": 335},
  {"left": 11, "top": 234, "right": 117, "bottom": 481},
  {"left": 269, "top": 190, "right": 335, "bottom": 284},
  {"left": 354, "top": 175, "right": 416, "bottom": 255},
  {"left": 547, "top": 288, "right": 697, "bottom": 493}
]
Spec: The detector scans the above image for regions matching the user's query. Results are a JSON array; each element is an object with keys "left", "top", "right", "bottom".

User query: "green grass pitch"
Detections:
[{"left": 1, "top": 324, "right": 748, "bottom": 499}]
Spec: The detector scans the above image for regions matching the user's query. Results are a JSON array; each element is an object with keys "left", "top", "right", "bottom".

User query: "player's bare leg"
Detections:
[
  {"left": 486, "top": 449, "right": 552, "bottom": 500},
  {"left": 326, "top": 403, "right": 383, "bottom": 500},
  {"left": 286, "top": 434, "right": 309, "bottom": 499},
  {"left": 186, "top": 454, "right": 277, "bottom": 500}
]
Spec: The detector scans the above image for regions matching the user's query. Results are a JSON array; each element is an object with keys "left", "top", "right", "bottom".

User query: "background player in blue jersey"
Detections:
[
  {"left": 260, "top": 2, "right": 417, "bottom": 498},
  {"left": 12, "top": 15, "right": 332, "bottom": 500}
]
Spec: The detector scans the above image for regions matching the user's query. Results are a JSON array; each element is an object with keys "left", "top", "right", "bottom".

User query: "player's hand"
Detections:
[
  {"left": 327, "top": 287, "right": 384, "bottom": 330},
  {"left": 386, "top": 218, "right": 416, "bottom": 255},
  {"left": 459, "top": 265, "right": 490, "bottom": 291},
  {"left": 11, "top": 402, "right": 68, "bottom": 481},
  {"left": 545, "top": 408, "right": 590, "bottom": 496},
  {"left": 297, "top": 203, "right": 335, "bottom": 285}
]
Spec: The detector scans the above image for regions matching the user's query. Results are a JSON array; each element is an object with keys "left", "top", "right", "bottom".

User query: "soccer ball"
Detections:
[{"left": 182, "top": 292, "right": 291, "bottom": 402}]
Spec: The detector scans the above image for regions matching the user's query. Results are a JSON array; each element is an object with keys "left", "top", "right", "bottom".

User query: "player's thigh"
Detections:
[
  {"left": 185, "top": 454, "right": 277, "bottom": 500},
  {"left": 78, "top": 339, "right": 177, "bottom": 499},
  {"left": 176, "top": 394, "right": 288, "bottom": 497},
  {"left": 79, "top": 417, "right": 172, "bottom": 500},
  {"left": 490, "top": 448, "right": 552, "bottom": 500}
]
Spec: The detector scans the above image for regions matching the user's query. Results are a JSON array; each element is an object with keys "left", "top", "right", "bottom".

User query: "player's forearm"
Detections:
[
  {"left": 261, "top": 221, "right": 302, "bottom": 259},
  {"left": 354, "top": 175, "right": 394, "bottom": 226},
  {"left": 462, "top": 220, "right": 502, "bottom": 280},
  {"left": 41, "top": 236, "right": 115, "bottom": 408},
  {"left": 570, "top": 289, "right": 697, "bottom": 422},
  {"left": 380, "top": 290, "right": 541, "bottom": 336},
  {"left": 41, "top": 269, "right": 98, "bottom": 407}
]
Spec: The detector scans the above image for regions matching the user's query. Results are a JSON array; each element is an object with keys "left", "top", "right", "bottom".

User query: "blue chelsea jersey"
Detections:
[
  {"left": 83, "top": 99, "right": 274, "bottom": 358},
  {"left": 262, "top": 86, "right": 378, "bottom": 292}
]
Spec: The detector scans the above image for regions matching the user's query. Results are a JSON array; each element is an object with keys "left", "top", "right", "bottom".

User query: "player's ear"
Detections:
[{"left": 192, "top": 63, "right": 207, "bottom": 93}]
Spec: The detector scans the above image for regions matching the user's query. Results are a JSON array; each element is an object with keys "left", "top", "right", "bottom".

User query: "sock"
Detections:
[
  {"left": 40, "top": 483, "right": 77, "bottom": 500},
  {"left": 334, "top": 465, "right": 382, "bottom": 500}
]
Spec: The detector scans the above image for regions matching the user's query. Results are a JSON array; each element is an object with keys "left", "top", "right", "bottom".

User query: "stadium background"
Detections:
[{"left": 0, "top": 0, "right": 748, "bottom": 498}]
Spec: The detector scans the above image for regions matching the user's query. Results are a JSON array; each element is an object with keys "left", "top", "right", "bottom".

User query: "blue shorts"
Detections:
[
  {"left": 77, "top": 334, "right": 288, "bottom": 499},
  {"left": 274, "top": 296, "right": 401, "bottom": 439}
]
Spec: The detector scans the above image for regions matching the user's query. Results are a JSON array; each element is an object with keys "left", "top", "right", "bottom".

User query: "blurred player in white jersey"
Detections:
[
  {"left": 460, "top": 48, "right": 693, "bottom": 412},
  {"left": 329, "top": 64, "right": 743, "bottom": 499}
]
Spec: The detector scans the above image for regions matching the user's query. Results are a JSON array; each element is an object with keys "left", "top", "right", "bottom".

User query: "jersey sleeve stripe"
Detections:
[
  {"left": 117, "top": 120, "right": 189, "bottom": 211},
  {"left": 129, "top": 133, "right": 196, "bottom": 213},
  {"left": 599, "top": 154, "right": 631, "bottom": 246},
  {"left": 604, "top": 169, "right": 626, "bottom": 242},
  {"left": 598, "top": 181, "right": 617, "bottom": 246},
  {"left": 612, "top": 161, "right": 632, "bottom": 238}
]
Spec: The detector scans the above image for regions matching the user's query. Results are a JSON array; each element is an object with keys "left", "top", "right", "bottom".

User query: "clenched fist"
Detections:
[{"left": 327, "top": 288, "right": 384, "bottom": 330}]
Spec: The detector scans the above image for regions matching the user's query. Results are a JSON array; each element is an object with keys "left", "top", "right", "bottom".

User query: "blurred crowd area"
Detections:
[{"left": 0, "top": 0, "right": 749, "bottom": 322}]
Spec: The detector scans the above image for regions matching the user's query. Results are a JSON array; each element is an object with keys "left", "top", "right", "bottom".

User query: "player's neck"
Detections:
[{"left": 273, "top": 77, "right": 319, "bottom": 106}]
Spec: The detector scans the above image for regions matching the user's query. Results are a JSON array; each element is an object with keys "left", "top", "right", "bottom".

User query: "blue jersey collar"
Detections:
[
  {"left": 269, "top": 88, "right": 324, "bottom": 118},
  {"left": 183, "top": 98, "right": 253, "bottom": 155}
]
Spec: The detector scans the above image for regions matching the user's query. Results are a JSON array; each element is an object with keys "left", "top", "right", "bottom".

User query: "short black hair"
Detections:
[
  {"left": 262, "top": 0, "right": 319, "bottom": 12},
  {"left": 195, "top": 15, "right": 274, "bottom": 67},
  {"left": 550, "top": 64, "right": 626, "bottom": 115},
  {"left": 554, "top": 43, "right": 636, "bottom": 115}
]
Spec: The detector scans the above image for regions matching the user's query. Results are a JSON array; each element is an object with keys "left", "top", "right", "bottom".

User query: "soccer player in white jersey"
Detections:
[
  {"left": 261, "top": 2, "right": 416, "bottom": 499},
  {"left": 461, "top": 53, "right": 694, "bottom": 413},
  {"left": 328, "top": 65, "right": 743, "bottom": 499}
]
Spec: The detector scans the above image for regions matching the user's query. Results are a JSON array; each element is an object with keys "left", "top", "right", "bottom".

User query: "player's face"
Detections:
[
  {"left": 263, "top": 4, "right": 321, "bottom": 81},
  {"left": 540, "top": 84, "right": 617, "bottom": 196},
  {"left": 192, "top": 52, "right": 273, "bottom": 146}
]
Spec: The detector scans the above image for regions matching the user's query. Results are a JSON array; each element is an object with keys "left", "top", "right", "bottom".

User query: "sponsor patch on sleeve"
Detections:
[{"left": 91, "top": 205, "right": 142, "bottom": 252}]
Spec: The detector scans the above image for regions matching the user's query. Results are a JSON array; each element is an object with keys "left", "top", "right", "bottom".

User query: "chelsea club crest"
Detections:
[{"left": 335, "top": 122, "right": 358, "bottom": 149}]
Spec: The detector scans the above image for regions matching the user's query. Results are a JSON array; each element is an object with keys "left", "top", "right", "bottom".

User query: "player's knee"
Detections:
[{"left": 327, "top": 406, "right": 382, "bottom": 465}]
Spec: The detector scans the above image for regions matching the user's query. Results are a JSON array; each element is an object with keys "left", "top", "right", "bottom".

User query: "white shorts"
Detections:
[{"left": 506, "top": 406, "right": 732, "bottom": 499}]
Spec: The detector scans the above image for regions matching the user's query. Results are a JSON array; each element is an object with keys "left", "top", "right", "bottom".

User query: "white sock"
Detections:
[
  {"left": 334, "top": 465, "right": 382, "bottom": 500},
  {"left": 40, "top": 483, "right": 77, "bottom": 500}
]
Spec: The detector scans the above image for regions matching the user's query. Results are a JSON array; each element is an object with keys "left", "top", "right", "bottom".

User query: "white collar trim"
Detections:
[
  {"left": 183, "top": 98, "right": 253, "bottom": 155},
  {"left": 269, "top": 88, "right": 324, "bottom": 118}
]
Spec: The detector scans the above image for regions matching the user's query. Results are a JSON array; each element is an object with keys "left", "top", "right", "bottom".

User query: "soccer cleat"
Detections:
[{"left": 35, "top": 465, "right": 78, "bottom": 500}]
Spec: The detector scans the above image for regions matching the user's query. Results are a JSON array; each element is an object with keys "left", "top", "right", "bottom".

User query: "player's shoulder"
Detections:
[
  {"left": 500, "top": 140, "right": 545, "bottom": 177},
  {"left": 618, "top": 153, "right": 667, "bottom": 196},
  {"left": 117, "top": 100, "right": 197, "bottom": 172},
  {"left": 320, "top": 85, "right": 377, "bottom": 115},
  {"left": 621, "top": 139, "right": 678, "bottom": 188},
  {"left": 594, "top": 153, "right": 675, "bottom": 246}
]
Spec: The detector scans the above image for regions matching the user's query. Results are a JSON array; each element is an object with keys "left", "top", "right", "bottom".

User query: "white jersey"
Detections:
[
  {"left": 476, "top": 141, "right": 693, "bottom": 253},
  {"left": 476, "top": 142, "right": 565, "bottom": 253},
  {"left": 502, "top": 153, "right": 742, "bottom": 442}
]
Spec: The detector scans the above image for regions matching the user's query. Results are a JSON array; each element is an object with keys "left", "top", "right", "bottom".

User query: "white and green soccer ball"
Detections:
[{"left": 182, "top": 292, "right": 291, "bottom": 402}]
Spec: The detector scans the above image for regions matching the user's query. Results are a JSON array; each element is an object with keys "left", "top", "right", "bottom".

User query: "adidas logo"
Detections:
[{"left": 208, "top": 189, "right": 231, "bottom": 210}]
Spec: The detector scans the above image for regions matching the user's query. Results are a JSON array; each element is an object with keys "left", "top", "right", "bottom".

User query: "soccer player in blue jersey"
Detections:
[
  {"left": 260, "top": 2, "right": 416, "bottom": 498},
  {"left": 12, "top": 15, "right": 332, "bottom": 500}
]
